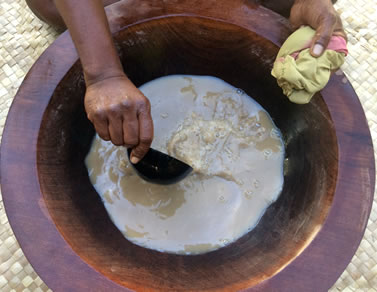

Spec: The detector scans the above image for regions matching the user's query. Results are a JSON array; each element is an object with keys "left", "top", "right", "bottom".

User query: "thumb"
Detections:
[
  {"left": 130, "top": 143, "right": 150, "bottom": 164},
  {"left": 310, "top": 13, "right": 337, "bottom": 57}
]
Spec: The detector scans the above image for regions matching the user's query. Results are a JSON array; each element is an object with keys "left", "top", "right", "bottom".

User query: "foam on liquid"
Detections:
[{"left": 85, "top": 75, "right": 284, "bottom": 254}]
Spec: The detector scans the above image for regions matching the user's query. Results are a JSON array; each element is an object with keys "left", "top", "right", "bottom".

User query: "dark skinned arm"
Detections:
[{"left": 54, "top": 0, "right": 153, "bottom": 164}]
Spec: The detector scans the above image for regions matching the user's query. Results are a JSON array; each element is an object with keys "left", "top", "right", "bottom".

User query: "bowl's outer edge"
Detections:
[{"left": 0, "top": 1, "right": 375, "bottom": 291}]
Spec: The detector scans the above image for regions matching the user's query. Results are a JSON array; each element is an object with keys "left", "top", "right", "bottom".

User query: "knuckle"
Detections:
[
  {"left": 126, "top": 121, "right": 139, "bottom": 133},
  {"left": 125, "top": 134, "right": 138, "bottom": 142},
  {"left": 100, "top": 134, "right": 111, "bottom": 141},
  {"left": 112, "top": 139, "right": 124, "bottom": 146},
  {"left": 321, "top": 34, "right": 332, "bottom": 44},
  {"left": 120, "top": 99, "right": 133, "bottom": 111},
  {"left": 97, "top": 131, "right": 110, "bottom": 141},
  {"left": 107, "top": 106, "right": 124, "bottom": 119},
  {"left": 92, "top": 109, "right": 106, "bottom": 121},
  {"left": 124, "top": 140, "right": 138, "bottom": 148},
  {"left": 140, "top": 136, "right": 153, "bottom": 145},
  {"left": 145, "top": 100, "right": 152, "bottom": 112},
  {"left": 318, "top": 35, "right": 330, "bottom": 44},
  {"left": 144, "top": 98, "right": 151, "bottom": 110},
  {"left": 108, "top": 104, "right": 121, "bottom": 114},
  {"left": 137, "top": 97, "right": 151, "bottom": 111},
  {"left": 322, "top": 11, "right": 338, "bottom": 27},
  {"left": 124, "top": 135, "right": 138, "bottom": 146},
  {"left": 326, "top": 11, "right": 337, "bottom": 25}
]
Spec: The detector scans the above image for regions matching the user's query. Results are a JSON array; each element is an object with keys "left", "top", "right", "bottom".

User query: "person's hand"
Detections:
[
  {"left": 290, "top": 0, "right": 347, "bottom": 57},
  {"left": 84, "top": 75, "right": 153, "bottom": 164}
]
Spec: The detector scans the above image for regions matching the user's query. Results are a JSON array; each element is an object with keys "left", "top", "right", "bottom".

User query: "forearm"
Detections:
[{"left": 54, "top": 0, "right": 124, "bottom": 85}]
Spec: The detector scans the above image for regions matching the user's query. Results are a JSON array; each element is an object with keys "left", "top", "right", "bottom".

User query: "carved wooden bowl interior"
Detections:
[
  {"left": 38, "top": 17, "right": 337, "bottom": 289},
  {"left": 1, "top": 4, "right": 375, "bottom": 292}
]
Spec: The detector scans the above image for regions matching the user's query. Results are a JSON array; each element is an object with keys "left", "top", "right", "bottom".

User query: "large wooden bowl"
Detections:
[{"left": 1, "top": 1, "right": 375, "bottom": 291}]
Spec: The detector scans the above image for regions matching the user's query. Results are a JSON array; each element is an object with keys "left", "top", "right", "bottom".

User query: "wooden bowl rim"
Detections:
[{"left": 1, "top": 2, "right": 375, "bottom": 291}]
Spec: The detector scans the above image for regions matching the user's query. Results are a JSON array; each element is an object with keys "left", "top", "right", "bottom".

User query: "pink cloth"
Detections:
[{"left": 290, "top": 36, "right": 348, "bottom": 59}]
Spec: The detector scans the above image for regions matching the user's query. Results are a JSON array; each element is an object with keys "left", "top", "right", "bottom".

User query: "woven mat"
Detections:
[{"left": 0, "top": 0, "right": 376, "bottom": 291}]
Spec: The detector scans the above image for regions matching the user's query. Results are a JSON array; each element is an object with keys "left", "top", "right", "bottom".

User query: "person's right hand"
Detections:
[{"left": 84, "top": 75, "right": 154, "bottom": 164}]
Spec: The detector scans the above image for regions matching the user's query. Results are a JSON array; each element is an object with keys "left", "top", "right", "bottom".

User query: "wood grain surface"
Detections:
[{"left": 0, "top": 1, "right": 375, "bottom": 291}]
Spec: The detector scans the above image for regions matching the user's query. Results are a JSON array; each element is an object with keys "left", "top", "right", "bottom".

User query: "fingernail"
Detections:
[
  {"left": 131, "top": 156, "right": 140, "bottom": 164},
  {"left": 313, "top": 44, "right": 324, "bottom": 56}
]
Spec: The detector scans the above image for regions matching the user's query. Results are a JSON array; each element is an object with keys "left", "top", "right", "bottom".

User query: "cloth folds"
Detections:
[{"left": 271, "top": 26, "right": 348, "bottom": 104}]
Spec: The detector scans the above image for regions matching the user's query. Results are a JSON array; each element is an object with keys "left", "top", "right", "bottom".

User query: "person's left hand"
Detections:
[{"left": 290, "top": 0, "right": 347, "bottom": 57}]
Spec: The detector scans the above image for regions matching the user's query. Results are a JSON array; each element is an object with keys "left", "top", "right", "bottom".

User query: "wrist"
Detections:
[{"left": 84, "top": 65, "right": 126, "bottom": 87}]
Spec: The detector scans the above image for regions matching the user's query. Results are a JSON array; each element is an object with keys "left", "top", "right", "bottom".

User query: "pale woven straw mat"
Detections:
[{"left": 0, "top": 0, "right": 376, "bottom": 291}]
